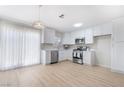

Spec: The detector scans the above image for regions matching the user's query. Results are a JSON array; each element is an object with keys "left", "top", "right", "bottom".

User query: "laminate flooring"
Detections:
[{"left": 0, "top": 61, "right": 124, "bottom": 87}]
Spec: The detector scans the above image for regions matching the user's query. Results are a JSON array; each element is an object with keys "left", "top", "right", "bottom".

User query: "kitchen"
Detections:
[
  {"left": 0, "top": 5, "right": 124, "bottom": 87},
  {"left": 41, "top": 22, "right": 112, "bottom": 68}
]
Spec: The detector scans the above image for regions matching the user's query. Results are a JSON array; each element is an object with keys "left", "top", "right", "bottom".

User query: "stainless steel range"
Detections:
[{"left": 73, "top": 46, "right": 87, "bottom": 64}]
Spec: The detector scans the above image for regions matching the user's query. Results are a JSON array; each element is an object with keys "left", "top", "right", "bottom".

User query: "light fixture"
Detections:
[
  {"left": 33, "top": 5, "right": 44, "bottom": 30},
  {"left": 59, "top": 14, "right": 64, "bottom": 19},
  {"left": 73, "top": 23, "right": 83, "bottom": 27}
]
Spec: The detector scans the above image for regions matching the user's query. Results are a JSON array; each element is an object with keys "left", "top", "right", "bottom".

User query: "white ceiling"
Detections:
[{"left": 0, "top": 5, "right": 124, "bottom": 32}]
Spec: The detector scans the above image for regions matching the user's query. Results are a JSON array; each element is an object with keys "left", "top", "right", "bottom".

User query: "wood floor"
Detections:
[{"left": 0, "top": 61, "right": 124, "bottom": 87}]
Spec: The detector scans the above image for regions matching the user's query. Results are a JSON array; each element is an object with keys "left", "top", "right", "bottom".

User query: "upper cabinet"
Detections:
[
  {"left": 62, "top": 31, "right": 85, "bottom": 45},
  {"left": 43, "top": 28, "right": 56, "bottom": 43},
  {"left": 70, "top": 32, "right": 77, "bottom": 44},
  {"left": 85, "top": 29, "right": 93, "bottom": 44},
  {"left": 41, "top": 27, "right": 62, "bottom": 44},
  {"left": 62, "top": 22, "right": 112, "bottom": 45},
  {"left": 62, "top": 29, "right": 93, "bottom": 45},
  {"left": 62, "top": 33, "right": 72, "bottom": 44}
]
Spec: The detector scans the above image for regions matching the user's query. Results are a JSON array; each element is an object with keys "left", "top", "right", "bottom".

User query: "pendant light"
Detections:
[{"left": 33, "top": 5, "right": 44, "bottom": 30}]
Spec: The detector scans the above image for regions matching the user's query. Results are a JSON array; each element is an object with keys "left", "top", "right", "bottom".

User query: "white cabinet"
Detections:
[
  {"left": 71, "top": 30, "right": 85, "bottom": 39},
  {"left": 85, "top": 29, "right": 93, "bottom": 44},
  {"left": 55, "top": 32, "right": 63, "bottom": 44},
  {"left": 62, "top": 29, "right": 94, "bottom": 45},
  {"left": 41, "top": 28, "right": 56, "bottom": 44},
  {"left": 62, "top": 22, "right": 112, "bottom": 45},
  {"left": 62, "top": 33, "right": 71, "bottom": 44},
  {"left": 70, "top": 32, "right": 76, "bottom": 44},
  {"left": 62, "top": 30, "right": 85, "bottom": 45},
  {"left": 59, "top": 51, "right": 66, "bottom": 61},
  {"left": 83, "top": 51, "right": 95, "bottom": 65},
  {"left": 59, "top": 49, "right": 73, "bottom": 61},
  {"left": 41, "top": 50, "right": 51, "bottom": 65},
  {"left": 62, "top": 33, "right": 75, "bottom": 44},
  {"left": 66, "top": 49, "right": 73, "bottom": 60}
]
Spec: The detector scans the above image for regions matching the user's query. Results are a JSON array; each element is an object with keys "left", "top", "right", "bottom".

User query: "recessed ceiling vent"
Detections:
[{"left": 59, "top": 14, "right": 64, "bottom": 19}]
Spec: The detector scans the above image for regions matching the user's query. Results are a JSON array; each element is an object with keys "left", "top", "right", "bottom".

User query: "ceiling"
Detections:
[{"left": 0, "top": 5, "right": 124, "bottom": 32}]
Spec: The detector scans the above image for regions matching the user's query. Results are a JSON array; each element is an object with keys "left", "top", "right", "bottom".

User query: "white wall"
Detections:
[
  {"left": 92, "top": 35, "right": 111, "bottom": 68},
  {"left": 111, "top": 17, "right": 124, "bottom": 73}
]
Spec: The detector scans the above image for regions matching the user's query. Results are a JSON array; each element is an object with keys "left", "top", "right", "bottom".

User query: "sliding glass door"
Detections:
[
  {"left": 0, "top": 21, "right": 40, "bottom": 70},
  {"left": 21, "top": 28, "right": 41, "bottom": 66}
]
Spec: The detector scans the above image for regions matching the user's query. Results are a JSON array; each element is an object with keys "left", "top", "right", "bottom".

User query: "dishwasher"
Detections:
[{"left": 51, "top": 50, "right": 59, "bottom": 64}]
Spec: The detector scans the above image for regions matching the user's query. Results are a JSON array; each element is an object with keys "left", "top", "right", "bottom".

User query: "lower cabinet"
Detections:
[
  {"left": 41, "top": 50, "right": 59, "bottom": 65},
  {"left": 41, "top": 50, "right": 51, "bottom": 65},
  {"left": 83, "top": 51, "right": 95, "bottom": 65},
  {"left": 59, "top": 51, "right": 66, "bottom": 61},
  {"left": 59, "top": 49, "right": 95, "bottom": 65},
  {"left": 59, "top": 49, "right": 73, "bottom": 61}
]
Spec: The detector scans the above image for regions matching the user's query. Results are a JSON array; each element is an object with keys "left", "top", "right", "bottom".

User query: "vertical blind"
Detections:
[{"left": 0, "top": 21, "right": 41, "bottom": 70}]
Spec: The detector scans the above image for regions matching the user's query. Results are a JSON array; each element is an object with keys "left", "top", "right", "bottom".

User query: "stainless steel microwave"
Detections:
[{"left": 75, "top": 38, "right": 85, "bottom": 44}]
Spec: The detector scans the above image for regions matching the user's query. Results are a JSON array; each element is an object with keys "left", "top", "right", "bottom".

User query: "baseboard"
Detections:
[
  {"left": 96, "top": 64, "right": 111, "bottom": 69},
  {"left": 97, "top": 64, "right": 124, "bottom": 74},
  {"left": 0, "top": 63, "right": 41, "bottom": 71},
  {"left": 59, "top": 59, "right": 72, "bottom": 62},
  {"left": 111, "top": 69, "right": 124, "bottom": 74},
  {"left": 59, "top": 61, "right": 124, "bottom": 75}
]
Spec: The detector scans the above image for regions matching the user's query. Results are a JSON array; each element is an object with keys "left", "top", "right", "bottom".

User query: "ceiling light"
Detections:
[
  {"left": 33, "top": 21, "right": 44, "bottom": 29},
  {"left": 33, "top": 5, "right": 45, "bottom": 30},
  {"left": 73, "top": 23, "right": 83, "bottom": 27}
]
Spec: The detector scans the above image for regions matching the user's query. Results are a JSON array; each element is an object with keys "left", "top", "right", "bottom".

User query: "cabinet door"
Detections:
[
  {"left": 70, "top": 30, "right": 85, "bottom": 44},
  {"left": 83, "top": 51, "right": 91, "bottom": 64},
  {"left": 66, "top": 49, "right": 73, "bottom": 60},
  {"left": 70, "top": 32, "right": 75, "bottom": 44},
  {"left": 59, "top": 51, "right": 67, "bottom": 61},
  {"left": 44, "top": 28, "right": 55, "bottom": 43},
  {"left": 59, "top": 49, "right": 72, "bottom": 61},
  {"left": 62, "top": 33, "right": 71, "bottom": 44},
  {"left": 85, "top": 29, "right": 93, "bottom": 44},
  {"left": 83, "top": 51, "right": 95, "bottom": 65},
  {"left": 59, "top": 51, "right": 64, "bottom": 61}
]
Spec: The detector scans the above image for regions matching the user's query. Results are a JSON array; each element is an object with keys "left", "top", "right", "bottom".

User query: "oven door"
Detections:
[{"left": 73, "top": 50, "right": 83, "bottom": 59}]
